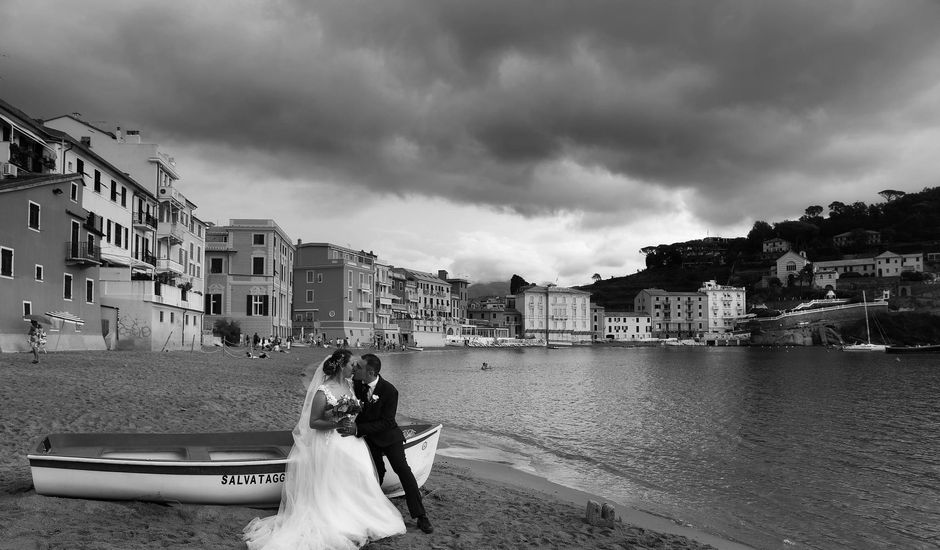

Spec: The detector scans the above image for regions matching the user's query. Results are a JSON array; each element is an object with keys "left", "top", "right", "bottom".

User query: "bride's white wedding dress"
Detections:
[{"left": 243, "top": 378, "right": 405, "bottom": 549}]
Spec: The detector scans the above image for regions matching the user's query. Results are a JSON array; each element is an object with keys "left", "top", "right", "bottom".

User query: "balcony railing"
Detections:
[
  {"left": 156, "top": 256, "right": 184, "bottom": 274},
  {"left": 157, "top": 222, "right": 185, "bottom": 244},
  {"left": 132, "top": 210, "right": 158, "bottom": 230},
  {"left": 65, "top": 241, "right": 101, "bottom": 264}
]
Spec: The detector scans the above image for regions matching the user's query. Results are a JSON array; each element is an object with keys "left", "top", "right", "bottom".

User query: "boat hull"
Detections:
[
  {"left": 842, "top": 344, "right": 886, "bottom": 352},
  {"left": 28, "top": 424, "right": 441, "bottom": 506}
]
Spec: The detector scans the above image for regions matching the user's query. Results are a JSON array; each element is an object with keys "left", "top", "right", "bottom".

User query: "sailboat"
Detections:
[{"left": 842, "top": 291, "right": 886, "bottom": 352}]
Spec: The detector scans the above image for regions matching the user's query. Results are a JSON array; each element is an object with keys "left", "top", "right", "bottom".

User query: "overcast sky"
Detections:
[{"left": 3, "top": 0, "right": 939, "bottom": 286}]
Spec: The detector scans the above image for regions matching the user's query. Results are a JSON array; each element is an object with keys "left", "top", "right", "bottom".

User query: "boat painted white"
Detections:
[
  {"left": 842, "top": 343, "right": 887, "bottom": 352},
  {"left": 28, "top": 424, "right": 442, "bottom": 506}
]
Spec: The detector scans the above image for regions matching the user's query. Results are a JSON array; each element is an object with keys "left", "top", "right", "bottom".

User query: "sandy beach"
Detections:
[{"left": 1, "top": 345, "right": 743, "bottom": 549}]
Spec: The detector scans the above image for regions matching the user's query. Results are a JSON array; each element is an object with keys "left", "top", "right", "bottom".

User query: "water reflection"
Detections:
[{"left": 385, "top": 347, "right": 940, "bottom": 550}]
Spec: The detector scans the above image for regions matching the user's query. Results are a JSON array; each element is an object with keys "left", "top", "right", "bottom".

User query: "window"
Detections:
[
  {"left": 23, "top": 301, "right": 31, "bottom": 316},
  {"left": 307, "top": 270, "right": 314, "bottom": 283},
  {"left": 86, "top": 279, "right": 94, "bottom": 303},
  {"left": 94, "top": 171, "right": 102, "bottom": 193},
  {"left": 210, "top": 258, "right": 223, "bottom": 273},
  {"left": 348, "top": 270, "right": 353, "bottom": 287},
  {"left": 1, "top": 246, "right": 14, "bottom": 278},
  {"left": 64, "top": 273, "right": 73, "bottom": 300},
  {"left": 170, "top": 312, "right": 175, "bottom": 323},
  {"left": 348, "top": 290, "right": 352, "bottom": 302},
  {"left": 124, "top": 227, "right": 129, "bottom": 250},
  {"left": 106, "top": 220, "right": 112, "bottom": 243},
  {"left": 306, "top": 289, "right": 314, "bottom": 302},
  {"left": 252, "top": 257, "right": 265, "bottom": 275},
  {"left": 28, "top": 201, "right": 40, "bottom": 230},
  {"left": 110, "top": 181, "right": 118, "bottom": 201},
  {"left": 35, "top": 264, "right": 43, "bottom": 281},
  {"left": 70, "top": 182, "right": 78, "bottom": 201},
  {"left": 114, "top": 223, "right": 122, "bottom": 247},
  {"left": 205, "top": 294, "right": 222, "bottom": 315},
  {"left": 247, "top": 295, "right": 268, "bottom": 316},
  {"left": 160, "top": 311, "right": 164, "bottom": 322},
  {"left": 253, "top": 234, "right": 265, "bottom": 245},
  {"left": 317, "top": 273, "right": 323, "bottom": 283},
  {"left": 120, "top": 186, "right": 127, "bottom": 207},
  {"left": 76, "top": 158, "right": 85, "bottom": 177}
]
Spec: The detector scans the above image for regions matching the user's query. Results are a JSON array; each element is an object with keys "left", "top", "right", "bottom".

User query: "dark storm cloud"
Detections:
[{"left": 4, "top": 0, "right": 940, "bottom": 227}]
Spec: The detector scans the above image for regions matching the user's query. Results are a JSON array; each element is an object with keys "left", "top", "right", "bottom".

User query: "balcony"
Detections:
[
  {"left": 157, "top": 221, "right": 185, "bottom": 244},
  {"left": 83, "top": 212, "right": 104, "bottom": 234},
  {"left": 358, "top": 300, "right": 373, "bottom": 309},
  {"left": 156, "top": 256, "right": 184, "bottom": 275},
  {"left": 205, "top": 234, "right": 233, "bottom": 251},
  {"left": 65, "top": 241, "right": 101, "bottom": 265},
  {"left": 132, "top": 210, "right": 158, "bottom": 230}
]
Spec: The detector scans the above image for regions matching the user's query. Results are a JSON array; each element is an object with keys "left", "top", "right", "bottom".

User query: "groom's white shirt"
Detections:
[{"left": 365, "top": 376, "right": 379, "bottom": 399}]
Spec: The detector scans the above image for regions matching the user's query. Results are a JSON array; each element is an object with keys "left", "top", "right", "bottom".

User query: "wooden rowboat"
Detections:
[{"left": 28, "top": 423, "right": 442, "bottom": 506}]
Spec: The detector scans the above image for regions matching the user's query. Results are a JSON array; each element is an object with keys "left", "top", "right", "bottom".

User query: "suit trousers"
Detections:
[{"left": 368, "top": 440, "right": 426, "bottom": 519}]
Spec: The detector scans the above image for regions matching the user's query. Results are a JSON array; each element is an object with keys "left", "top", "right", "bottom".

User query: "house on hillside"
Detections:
[{"left": 762, "top": 237, "right": 791, "bottom": 255}]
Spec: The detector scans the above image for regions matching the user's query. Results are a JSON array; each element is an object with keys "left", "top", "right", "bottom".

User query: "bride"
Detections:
[{"left": 243, "top": 349, "right": 406, "bottom": 549}]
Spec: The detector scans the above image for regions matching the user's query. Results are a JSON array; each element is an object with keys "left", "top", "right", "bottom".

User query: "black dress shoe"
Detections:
[{"left": 416, "top": 515, "right": 434, "bottom": 534}]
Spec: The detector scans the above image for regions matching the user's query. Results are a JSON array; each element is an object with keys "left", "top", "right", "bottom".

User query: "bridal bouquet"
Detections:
[{"left": 327, "top": 395, "right": 362, "bottom": 419}]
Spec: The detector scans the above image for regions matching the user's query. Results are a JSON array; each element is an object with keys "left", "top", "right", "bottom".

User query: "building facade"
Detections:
[
  {"left": 204, "top": 219, "right": 295, "bottom": 343},
  {"left": 518, "top": 285, "right": 592, "bottom": 345},
  {"left": 603, "top": 311, "right": 651, "bottom": 341},
  {"left": 0, "top": 174, "right": 106, "bottom": 351},
  {"left": 699, "top": 280, "right": 746, "bottom": 334},
  {"left": 293, "top": 243, "right": 375, "bottom": 345},
  {"left": 634, "top": 288, "right": 708, "bottom": 339}
]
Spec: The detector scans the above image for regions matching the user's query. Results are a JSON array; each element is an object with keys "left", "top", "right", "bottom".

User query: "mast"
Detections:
[
  {"left": 545, "top": 285, "right": 550, "bottom": 347},
  {"left": 862, "top": 291, "right": 871, "bottom": 344}
]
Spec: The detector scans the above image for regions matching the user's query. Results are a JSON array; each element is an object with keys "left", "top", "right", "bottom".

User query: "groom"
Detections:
[{"left": 341, "top": 353, "right": 433, "bottom": 534}]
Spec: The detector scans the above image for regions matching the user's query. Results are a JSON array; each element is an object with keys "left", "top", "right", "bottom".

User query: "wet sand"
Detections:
[{"left": 0, "top": 345, "right": 746, "bottom": 549}]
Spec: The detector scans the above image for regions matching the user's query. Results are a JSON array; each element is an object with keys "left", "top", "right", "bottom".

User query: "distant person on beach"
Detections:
[
  {"left": 344, "top": 353, "right": 434, "bottom": 534},
  {"left": 28, "top": 320, "right": 45, "bottom": 364},
  {"left": 243, "top": 349, "right": 405, "bottom": 547},
  {"left": 252, "top": 333, "right": 260, "bottom": 350}
]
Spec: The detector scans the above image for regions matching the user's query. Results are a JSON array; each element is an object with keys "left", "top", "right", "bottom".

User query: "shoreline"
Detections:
[{"left": 2, "top": 346, "right": 751, "bottom": 548}]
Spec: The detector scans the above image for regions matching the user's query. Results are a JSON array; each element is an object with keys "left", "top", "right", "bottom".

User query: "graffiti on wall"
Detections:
[{"left": 117, "top": 315, "right": 152, "bottom": 339}]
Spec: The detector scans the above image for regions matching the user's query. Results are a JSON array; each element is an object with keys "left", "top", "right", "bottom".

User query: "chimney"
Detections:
[
  {"left": 80, "top": 136, "right": 91, "bottom": 147},
  {"left": 297, "top": 238, "right": 302, "bottom": 245},
  {"left": 438, "top": 270, "right": 449, "bottom": 279},
  {"left": 115, "top": 126, "right": 124, "bottom": 142}
]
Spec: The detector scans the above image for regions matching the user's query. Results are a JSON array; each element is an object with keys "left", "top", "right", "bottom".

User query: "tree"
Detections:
[
  {"left": 828, "top": 201, "right": 847, "bottom": 216},
  {"left": 509, "top": 274, "right": 530, "bottom": 295},
  {"left": 592, "top": 273, "right": 601, "bottom": 283},
  {"left": 803, "top": 205, "right": 824, "bottom": 219},
  {"left": 878, "top": 189, "right": 906, "bottom": 202},
  {"left": 214, "top": 318, "right": 241, "bottom": 346}
]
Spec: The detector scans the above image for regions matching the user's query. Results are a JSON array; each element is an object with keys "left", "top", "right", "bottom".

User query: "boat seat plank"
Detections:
[{"left": 187, "top": 447, "right": 211, "bottom": 461}]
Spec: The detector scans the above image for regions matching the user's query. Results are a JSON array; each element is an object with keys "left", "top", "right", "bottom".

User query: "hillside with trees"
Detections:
[{"left": 581, "top": 187, "right": 940, "bottom": 311}]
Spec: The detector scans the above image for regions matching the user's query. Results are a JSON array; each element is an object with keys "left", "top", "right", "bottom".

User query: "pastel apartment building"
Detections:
[
  {"left": 204, "top": 219, "right": 295, "bottom": 342},
  {"left": 293, "top": 243, "right": 376, "bottom": 345},
  {"left": 603, "top": 311, "right": 652, "bottom": 341},
  {"left": 518, "top": 285, "right": 592, "bottom": 345}
]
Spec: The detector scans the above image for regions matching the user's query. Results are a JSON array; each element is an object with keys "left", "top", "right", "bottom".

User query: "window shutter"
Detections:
[
  {"left": 246, "top": 295, "right": 253, "bottom": 316},
  {"left": 262, "top": 295, "right": 270, "bottom": 316},
  {"left": 204, "top": 294, "right": 211, "bottom": 314}
]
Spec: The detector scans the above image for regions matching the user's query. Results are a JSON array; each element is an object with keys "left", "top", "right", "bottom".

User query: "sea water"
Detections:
[{"left": 384, "top": 346, "right": 940, "bottom": 550}]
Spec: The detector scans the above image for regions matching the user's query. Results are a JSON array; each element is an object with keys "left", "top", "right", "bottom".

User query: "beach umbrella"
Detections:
[
  {"left": 24, "top": 314, "right": 55, "bottom": 325},
  {"left": 44, "top": 311, "right": 85, "bottom": 350}
]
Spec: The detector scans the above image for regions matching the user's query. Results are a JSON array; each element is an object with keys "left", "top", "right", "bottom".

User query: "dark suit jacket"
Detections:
[{"left": 354, "top": 376, "right": 405, "bottom": 448}]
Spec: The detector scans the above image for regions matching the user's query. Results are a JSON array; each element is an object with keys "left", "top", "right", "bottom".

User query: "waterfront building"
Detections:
[
  {"left": 699, "top": 280, "right": 746, "bottom": 334},
  {"left": 517, "top": 285, "right": 592, "bottom": 345},
  {"left": 0, "top": 173, "right": 105, "bottom": 351},
  {"left": 396, "top": 268, "right": 451, "bottom": 347},
  {"left": 293, "top": 243, "right": 375, "bottom": 345},
  {"left": 43, "top": 117, "right": 206, "bottom": 350},
  {"left": 634, "top": 288, "right": 707, "bottom": 339},
  {"left": 204, "top": 220, "right": 295, "bottom": 343},
  {"left": 466, "top": 297, "right": 521, "bottom": 339},
  {"left": 373, "top": 259, "right": 400, "bottom": 347},
  {"left": 389, "top": 267, "right": 420, "bottom": 346},
  {"left": 439, "top": 270, "right": 469, "bottom": 323},
  {"left": 591, "top": 304, "right": 605, "bottom": 341},
  {"left": 603, "top": 311, "right": 651, "bottom": 341}
]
